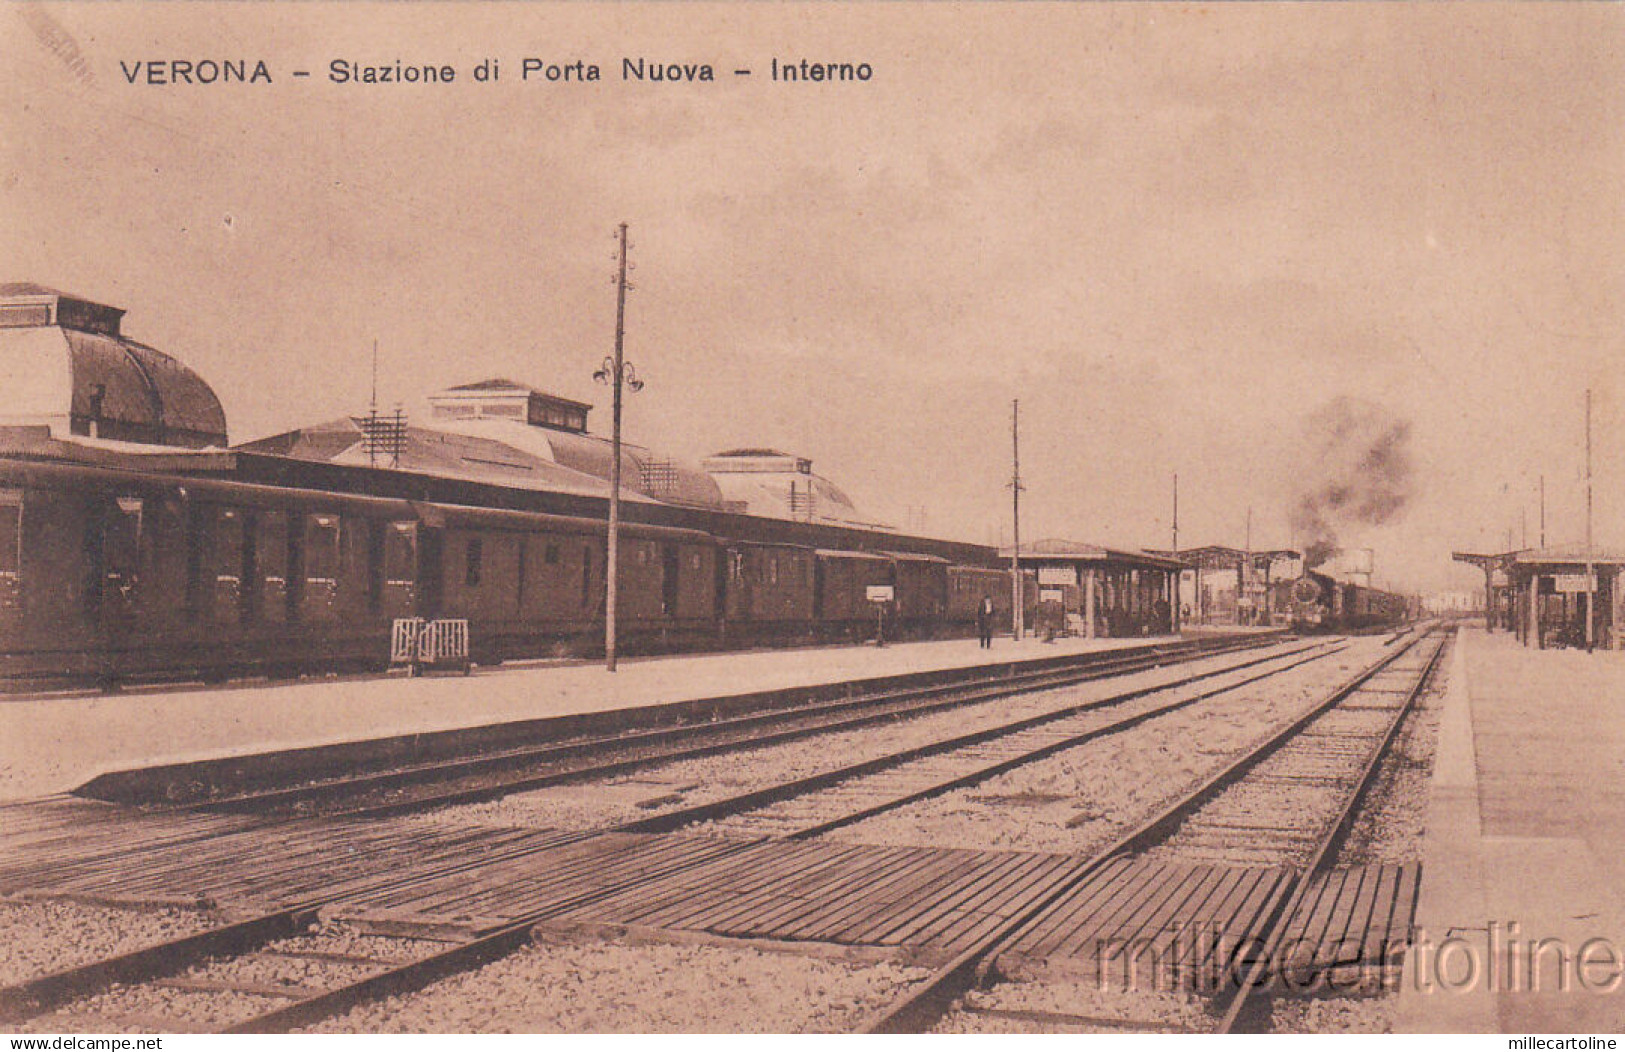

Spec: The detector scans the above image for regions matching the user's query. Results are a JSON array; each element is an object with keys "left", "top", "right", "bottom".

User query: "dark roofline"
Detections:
[
  {"left": 0, "top": 282, "right": 122, "bottom": 313},
  {"left": 438, "top": 378, "right": 593, "bottom": 411}
]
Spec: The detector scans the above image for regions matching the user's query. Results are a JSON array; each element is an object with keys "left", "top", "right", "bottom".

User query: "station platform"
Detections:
[
  {"left": 0, "top": 631, "right": 1269, "bottom": 804},
  {"left": 1397, "top": 628, "right": 1625, "bottom": 1033}
]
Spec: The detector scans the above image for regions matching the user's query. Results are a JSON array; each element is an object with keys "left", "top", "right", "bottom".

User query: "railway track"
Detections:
[
  {"left": 622, "top": 641, "right": 1348, "bottom": 839},
  {"left": 862, "top": 627, "right": 1447, "bottom": 1034},
  {"left": 172, "top": 633, "right": 1291, "bottom": 819},
  {"left": 0, "top": 633, "right": 1313, "bottom": 1031},
  {"left": 0, "top": 635, "right": 1299, "bottom": 895},
  {"left": 0, "top": 631, "right": 1440, "bottom": 1034}
]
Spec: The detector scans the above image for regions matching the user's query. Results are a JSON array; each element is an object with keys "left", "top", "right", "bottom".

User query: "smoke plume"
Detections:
[{"left": 1288, "top": 397, "right": 1414, "bottom": 568}]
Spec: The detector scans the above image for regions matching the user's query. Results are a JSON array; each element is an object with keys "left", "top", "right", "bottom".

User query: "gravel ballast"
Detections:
[
  {"left": 307, "top": 937, "right": 930, "bottom": 1033},
  {"left": 816, "top": 645, "right": 1382, "bottom": 855},
  {"left": 933, "top": 979, "right": 1215, "bottom": 1034},
  {"left": 0, "top": 899, "right": 221, "bottom": 987},
  {"left": 405, "top": 642, "right": 1351, "bottom": 834}
]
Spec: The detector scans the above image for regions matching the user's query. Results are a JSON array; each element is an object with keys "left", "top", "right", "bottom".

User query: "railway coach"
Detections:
[{"left": 0, "top": 456, "right": 1040, "bottom": 689}]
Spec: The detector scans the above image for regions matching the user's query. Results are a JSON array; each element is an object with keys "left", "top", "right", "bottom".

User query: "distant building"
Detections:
[
  {"left": 240, "top": 377, "right": 725, "bottom": 510},
  {"left": 0, "top": 283, "right": 226, "bottom": 448},
  {"left": 700, "top": 448, "right": 893, "bottom": 530}
]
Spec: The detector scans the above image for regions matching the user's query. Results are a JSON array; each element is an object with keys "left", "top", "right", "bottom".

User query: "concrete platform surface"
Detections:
[
  {"left": 1398, "top": 628, "right": 1625, "bottom": 1034},
  {"left": 0, "top": 632, "right": 1206, "bottom": 803}
]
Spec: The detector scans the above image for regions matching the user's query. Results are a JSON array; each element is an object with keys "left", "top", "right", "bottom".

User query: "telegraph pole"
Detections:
[
  {"left": 594, "top": 222, "right": 643, "bottom": 672},
  {"left": 1540, "top": 474, "right": 1546, "bottom": 548},
  {"left": 1585, "top": 388, "right": 1595, "bottom": 652},
  {"left": 368, "top": 339, "right": 378, "bottom": 468},
  {"left": 1009, "top": 400, "right": 1024, "bottom": 641},
  {"left": 1171, "top": 473, "right": 1181, "bottom": 634}
]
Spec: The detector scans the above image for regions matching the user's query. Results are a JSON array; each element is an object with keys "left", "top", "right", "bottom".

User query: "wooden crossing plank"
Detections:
[
  {"left": 765, "top": 846, "right": 982, "bottom": 942},
  {"left": 626, "top": 841, "right": 898, "bottom": 931},
  {"left": 1014, "top": 858, "right": 1137, "bottom": 959},
  {"left": 670, "top": 847, "right": 919, "bottom": 937},
  {"left": 856, "top": 852, "right": 1046, "bottom": 947},
  {"left": 1327, "top": 864, "right": 1393, "bottom": 967}
]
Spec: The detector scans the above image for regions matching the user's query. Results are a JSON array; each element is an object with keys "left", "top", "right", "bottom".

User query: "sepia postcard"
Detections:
[{"left": 1, "top": 1, "right": 1621, "bottom": 1041}]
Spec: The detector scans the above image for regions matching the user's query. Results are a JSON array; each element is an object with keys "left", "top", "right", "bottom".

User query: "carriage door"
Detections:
[
  {"left": 662, "top": 544, "right": 680, "bottom": 617},
  {"left": 382, "top": 522, "right": 419, "bottom": 618},
  {"left": 417, "top": 528, "right": 444, "bottom": 619},
  {"left": 84, "top": 498, "right": 142, "bottom": 629}
]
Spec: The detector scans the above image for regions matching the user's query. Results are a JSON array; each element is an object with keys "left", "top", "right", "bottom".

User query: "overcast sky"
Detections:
[{"left": 3, "top": 3, "right": 1620, "bottom": 592}]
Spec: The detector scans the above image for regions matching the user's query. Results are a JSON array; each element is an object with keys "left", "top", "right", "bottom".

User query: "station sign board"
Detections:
[
  {"left": 1490, "top": 570, "right": 1509, "bottom": 587},
  {"left": 1554, "top": 573, "right": 1597, "bottom": 593},
  {"left": 865, "top": 585, "right": 895, "bottom": 602},
  {"left": 1037, "top": 567, "right": 1078, "bottom": 586},
  {"left": 1040, "top": 588, "right": 1065, "bottom": 604}
]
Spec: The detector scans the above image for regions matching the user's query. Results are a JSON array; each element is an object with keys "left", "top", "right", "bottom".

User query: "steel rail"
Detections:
[
  {"left": 0, "top": 637, "right": 1295, "bottom": 1029},
  {"left": 1210, "top": 632, "right": 1447, "bottom": 1033},
  {"left": 615, "top": 641, "right": 1341, "bottom": 835},
  {"left": 859, "top": 629, "right": 1434, "bottom": 1034},
  {"left": 198, "top": 633, "right": 1282, "bottom": 817},
  {"left": 0, "top": 636, "right": 1280, "bottom": 890},
  {"left": 219, "top": 643, "right": 1351, "bottom": 1033}
]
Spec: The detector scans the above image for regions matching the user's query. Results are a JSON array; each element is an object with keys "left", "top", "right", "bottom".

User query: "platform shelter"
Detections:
[
  {"left": 1000, "top": 539, "right": 1186, "bottom": 639},
  {"left": 1148, "top": 545, "right": 1299, "bottom": 628},
  {"left": 1451, "top": 550, "right": 1520, "bottom": 633},
  {"left": 1504, "top": 545, "right": 1625, "bottom": 651}
]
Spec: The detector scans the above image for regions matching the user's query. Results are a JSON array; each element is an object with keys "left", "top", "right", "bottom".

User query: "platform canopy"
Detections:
[
  {"left": 1452, "top": 550, "right": 1520, "bottom": 571},
  {"left": 999, "top": 538, "right": 1188, "bottom": 572},
  {"left": 1510, "top": 544, "right": 1625, "bottom": 570},
  {"left": 1146, "top": 545, "right": 1298, "bottom": 573}
]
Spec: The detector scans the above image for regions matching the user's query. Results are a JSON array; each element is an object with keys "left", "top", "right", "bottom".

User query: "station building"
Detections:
[
  {"left": 700, "top": 449, "right": 894, "bottom": 531},
  {"left": 0, "top": 284, "right": 226, "bottom": 449},
  {"left": 241, "top": 378, "right": 727, "bottom": 511}
]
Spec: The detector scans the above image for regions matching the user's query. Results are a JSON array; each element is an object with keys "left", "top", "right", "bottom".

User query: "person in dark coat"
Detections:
[{"left": 976, "top": 595, "right": 994, "bottom": 648}]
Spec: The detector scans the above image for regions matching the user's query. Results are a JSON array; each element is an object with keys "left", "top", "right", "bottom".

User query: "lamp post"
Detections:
[{"left": 594, "top": 222, "right": 642, "bottom": 672}]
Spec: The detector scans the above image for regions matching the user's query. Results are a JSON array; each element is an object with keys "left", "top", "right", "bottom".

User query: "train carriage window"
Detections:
[
  {"left": 82, "top": 498, "right": 142, "bottom": 618},
  {"left": 545, "top": 543, "right": 561, "bottom": 566},
  {"left": 366, "top": 521, "right": 385, "bottom": 614},
  {"left": 515, "top": 538, "right": 527, "bottom": 610},
  {"left": 465, "top": 536, "right": 483, "bottom": 587},
  {"left": 385, "top": 524, "right": 417, "bottom": 584},
  {"left": 106, "top": 498, "right": 142, "bottom": 606},
  {"left": 258, "top": 512, "right": 291, "bottom": 622},
  {"left": 0, "top": 490, "right": 20, "bottom": 613},
  {"left": 0, "top": 490, "right": 20, "bottom": 574},
  {"left": 661, "top": 544, "right": 679, "bottom": 616},
  {"left": 581, "top": 544, "right": 593, "bottom": 608},
  {"left": 209, "top": 508, "right": 247, "bottom": 624},
  {"left": 304, "top": 515, "right": 341, "bottom": 581}
]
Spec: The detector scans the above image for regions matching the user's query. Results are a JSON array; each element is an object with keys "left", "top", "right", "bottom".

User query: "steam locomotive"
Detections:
[{"left": 1280, "top": 569, "right": 1410, "bottom": 633}]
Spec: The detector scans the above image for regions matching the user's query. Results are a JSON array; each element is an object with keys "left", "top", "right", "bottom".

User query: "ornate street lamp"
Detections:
[{"left": 594, "top": 222, "right": 642, "bottom": 671}]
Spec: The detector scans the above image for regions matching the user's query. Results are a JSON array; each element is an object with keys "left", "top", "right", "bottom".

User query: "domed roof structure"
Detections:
[
  {"left": 701, "top": 448, "right": 891, "bottom": 529},
  {"left": 239, "top": 377, "right": 728, "bottom": 511},
  {"left": 0, "top": 284, "right": 226, "bottom": 448}
]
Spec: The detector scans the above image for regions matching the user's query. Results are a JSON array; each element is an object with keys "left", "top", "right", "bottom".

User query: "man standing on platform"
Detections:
[{"left": 976, "top": 595, "right": 995, "bottom": 648}]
